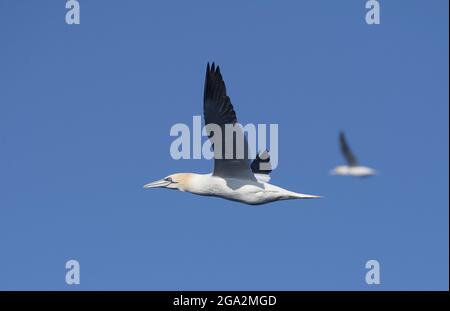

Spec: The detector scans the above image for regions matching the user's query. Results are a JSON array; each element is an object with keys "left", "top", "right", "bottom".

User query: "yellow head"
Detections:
[{"left": 143, "top": 173, "right": 194, "bottom": 192}]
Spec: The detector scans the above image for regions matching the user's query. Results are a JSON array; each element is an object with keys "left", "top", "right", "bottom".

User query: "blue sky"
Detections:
[{"left": 0, "top": 0, "right": 448, "bottom": 290}]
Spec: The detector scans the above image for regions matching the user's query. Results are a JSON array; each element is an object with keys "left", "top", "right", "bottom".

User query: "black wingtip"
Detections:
[{"left": 206, "top": 62, "right": 221, "bottom": 74}]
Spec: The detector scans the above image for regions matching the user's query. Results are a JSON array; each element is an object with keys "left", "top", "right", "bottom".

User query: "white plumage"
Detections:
[
  {"left": 145, "top": 173, "right": 319, "bottom": 205},
  {"left": 144, "top": 63, "right": 320, "bottom": 205}
]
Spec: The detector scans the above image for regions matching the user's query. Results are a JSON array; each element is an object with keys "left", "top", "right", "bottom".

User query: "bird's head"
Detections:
[{"left": 143, "top": 173, "right": 193, "bottom": 192}]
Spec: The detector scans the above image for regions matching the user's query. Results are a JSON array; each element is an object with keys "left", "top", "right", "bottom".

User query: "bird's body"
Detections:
[
  {"left": 330, "top": 165, "right": 376, "bottom": 177},
  {"left": 330, "top": 132, "right": 376, "bottom": 177},
  {"left": 149, "top": 173, "right": 319, "bottom": 205},
  {"left": 144, "top": 63, "right": 320, "bottom": 205}
]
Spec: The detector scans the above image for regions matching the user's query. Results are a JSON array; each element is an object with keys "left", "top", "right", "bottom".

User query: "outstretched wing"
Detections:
[
  {"left": 339, "top": 131, "right": 358, "bottom": 166},
  {"left": 203, "top": 63, "right": 254, "bottom": 179}
]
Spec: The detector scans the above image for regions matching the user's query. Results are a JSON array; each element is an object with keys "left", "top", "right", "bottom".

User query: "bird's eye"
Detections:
[{"left": 164, "top": 177, "right": 173, "bottom": 183}]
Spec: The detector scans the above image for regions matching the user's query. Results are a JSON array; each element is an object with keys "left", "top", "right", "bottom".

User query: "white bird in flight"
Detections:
[
  {"left": 144, "top": 63, "right": 320, "bottom": 205},
  {"left": 330, "top": 132, "right": 377, "bottom": 177}
]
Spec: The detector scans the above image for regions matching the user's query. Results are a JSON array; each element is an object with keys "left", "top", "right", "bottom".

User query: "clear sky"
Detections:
[{"left": 0, "top": 0, "right": 448, "bottom": 290}]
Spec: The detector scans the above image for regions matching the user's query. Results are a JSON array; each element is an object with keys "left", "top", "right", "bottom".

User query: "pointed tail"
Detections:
[{"left": 288, "top": 191, "right": 322, "bottom": 199}]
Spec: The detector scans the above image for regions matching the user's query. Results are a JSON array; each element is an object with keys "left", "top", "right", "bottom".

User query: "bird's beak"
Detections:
[{"left": 143, "top": 179, "right": 171, "bottom": 189}]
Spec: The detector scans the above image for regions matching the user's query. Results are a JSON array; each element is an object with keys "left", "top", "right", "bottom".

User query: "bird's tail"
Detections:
[{"left": 288, "top": 191, "right": 322, "bottom": 199}]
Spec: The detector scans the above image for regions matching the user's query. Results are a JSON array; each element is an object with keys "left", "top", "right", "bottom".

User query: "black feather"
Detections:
[
  {"left": 339, "top": 131, "right": 358, "bottom": 166},
  {"left": 251, "top": 150, "right": 272, "bottom": 174}
]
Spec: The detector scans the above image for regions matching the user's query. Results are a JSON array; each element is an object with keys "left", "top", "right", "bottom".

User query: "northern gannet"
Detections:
[
  {"left": 144, "top": 63, "right": 320, "bottom": 205},
  {"left": 330, "top": 132, "right": 377, "bottom": 177}
]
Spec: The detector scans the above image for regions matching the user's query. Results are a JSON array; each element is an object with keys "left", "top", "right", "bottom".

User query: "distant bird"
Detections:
[
  {"left": 330, "top": 132, "right": 376, "bottom": 177},
  {"left": 144, "top": 63, "right": 320, "bottom": 205}
]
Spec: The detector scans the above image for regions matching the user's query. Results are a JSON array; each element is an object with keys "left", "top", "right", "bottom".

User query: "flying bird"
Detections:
[
  {"left": 144, "top": 63, "right": 320, "bottom": 205},
  {"left": 330, "top": 132, "right": 376, "bottom": 177}
]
